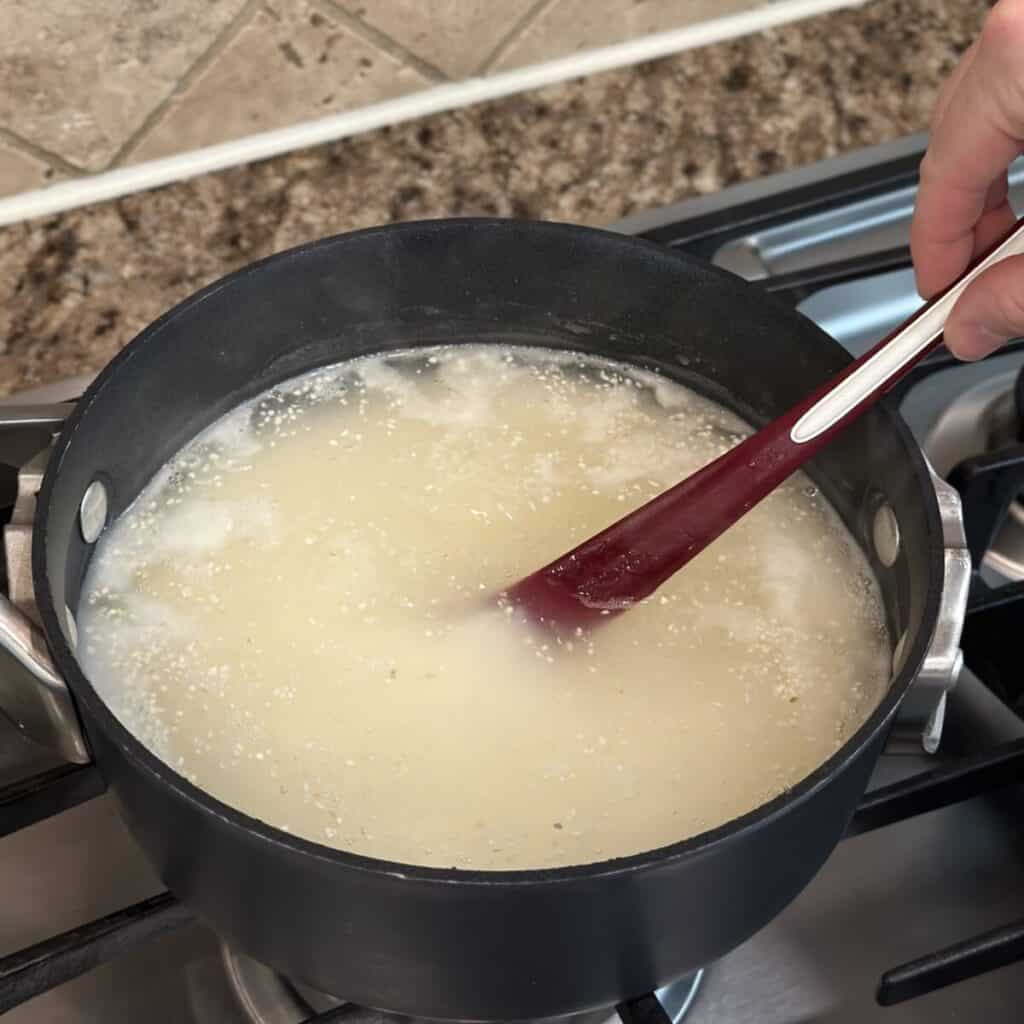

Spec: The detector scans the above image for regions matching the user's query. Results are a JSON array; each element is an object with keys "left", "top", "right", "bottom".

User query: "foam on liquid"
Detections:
[{"left": 78, "top": 345, "right": 891, "bottom": 870}]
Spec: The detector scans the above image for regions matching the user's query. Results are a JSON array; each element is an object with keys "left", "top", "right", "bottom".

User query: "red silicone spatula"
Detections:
[{"left": 505, "top": 217, "right": 1024, "bottom": 631}]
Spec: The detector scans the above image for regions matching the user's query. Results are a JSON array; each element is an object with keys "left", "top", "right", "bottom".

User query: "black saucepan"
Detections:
[{"left": 14, "top": 219, "right": 949, "bottom": 1020}]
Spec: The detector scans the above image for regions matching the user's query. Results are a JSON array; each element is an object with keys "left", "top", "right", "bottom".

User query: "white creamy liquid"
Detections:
[{"left": 78, "top": 345, "right": 890, "bottom": 870}]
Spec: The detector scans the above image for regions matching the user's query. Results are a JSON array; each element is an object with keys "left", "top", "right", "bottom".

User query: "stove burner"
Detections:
[{"left": 219, "top": 945, "right": 703, "bottom": 1024}]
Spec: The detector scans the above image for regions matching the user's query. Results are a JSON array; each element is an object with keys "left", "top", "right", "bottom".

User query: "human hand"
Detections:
[{"left": 910, "top": 0, "right": 1024, "bottom": 360}]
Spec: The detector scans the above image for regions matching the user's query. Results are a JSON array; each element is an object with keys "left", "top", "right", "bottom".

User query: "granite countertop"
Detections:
[{"left": 0, "top": 0, "right": 987, "bottom": 397}]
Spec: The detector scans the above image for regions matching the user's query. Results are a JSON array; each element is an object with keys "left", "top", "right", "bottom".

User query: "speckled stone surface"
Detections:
[{"left": 0, "top": 0, "right": 990, "bottom": 396}]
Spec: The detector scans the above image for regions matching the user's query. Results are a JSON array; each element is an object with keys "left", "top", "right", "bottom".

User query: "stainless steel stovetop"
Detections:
[{"left": 2, "top": 133, "right": 1024, "bottom": 1022}]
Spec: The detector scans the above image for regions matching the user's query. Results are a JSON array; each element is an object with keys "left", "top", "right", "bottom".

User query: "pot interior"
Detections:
[{"left": 38, "top": 218, "right": 943, "bottom": 782}]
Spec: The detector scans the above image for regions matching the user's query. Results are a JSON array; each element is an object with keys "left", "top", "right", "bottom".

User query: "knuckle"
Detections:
[
  {"left": 979, "top": 258, "right": 1024, "bottom": 331},
  {"left": 917, "top": 150, "right": 939, "bottom": 186},
  {"left": 916, "top": 152, "right": 951, "bottom": 200},
  {"left": 1000, "top": 269, "right": 1024, "bottom": 326},
  {"left": 957, "top": 260, "right": 1024, "bottom": 335},
  {"left": 985, "top": 0, "right": 1024, "bottom": 51},
  {"left": 980, "top": 1, "right": 1024, "bottom": 135},
  {"left": 908, "top": 209, "right": 932, "bottom": 255}
]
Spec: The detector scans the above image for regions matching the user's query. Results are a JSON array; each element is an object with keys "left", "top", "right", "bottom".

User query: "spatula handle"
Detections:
[
  {"left": 663, "top": 216, "right": 1024, "bottom": 568},
  {"left": 791, "top": 216, "right": 1024, "bottom": 445},
  {"left": 506, "top": 218, "right": 1024, "bottom": 628}
]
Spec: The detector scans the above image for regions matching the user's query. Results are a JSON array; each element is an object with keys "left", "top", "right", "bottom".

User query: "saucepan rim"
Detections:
[{"left": 33, "top": 217, "right": 944, "bottom": 886}]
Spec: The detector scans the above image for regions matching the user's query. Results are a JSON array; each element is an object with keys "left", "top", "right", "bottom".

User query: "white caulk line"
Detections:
[{"left": 0, "top": 0, "right": 864, "bottom": 229}]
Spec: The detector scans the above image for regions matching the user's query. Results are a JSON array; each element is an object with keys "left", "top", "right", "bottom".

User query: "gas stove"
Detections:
[{"left": 2, "top": 133, "right": 1024, "bottom": 1023}]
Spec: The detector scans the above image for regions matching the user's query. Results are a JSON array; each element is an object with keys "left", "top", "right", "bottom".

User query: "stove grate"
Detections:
[
  {"left": 878, "top": 916, "right": 1024, "bottom": 1006},
  {"left": 846, "top": 737, "right": 1024, "bottom": 837},
  {"left": 0, "top": 892, "right": 192, "bottom": 1015},
  {"left": 0, "top": 761, "right": 103, "bottom": 839}
]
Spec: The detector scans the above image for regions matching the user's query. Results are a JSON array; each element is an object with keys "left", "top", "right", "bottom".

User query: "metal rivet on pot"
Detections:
[
  {"left": 79, "top": 480, "right": 108, "bottom": 544},
  {"left": 872, "top": 502, "right": 900, "bottom": 568},
  {"left": 65, "top": 605, "right": 78, "bottom": 650}
]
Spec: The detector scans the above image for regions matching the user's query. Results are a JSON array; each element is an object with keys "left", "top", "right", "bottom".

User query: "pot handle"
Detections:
[
  {"left": 0, "top": 592, "right": 90, "bottom": 763},
  {"left": 887, "top": 461, "right": 971, "bottom": 755},
  {"left": 0, "top": 405, "right": 91, "bottom": 764}
]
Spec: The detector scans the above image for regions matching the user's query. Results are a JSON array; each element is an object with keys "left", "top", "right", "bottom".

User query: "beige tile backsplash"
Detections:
[
  {"left": 494, "top": 0, "right": 775, "bottom": 69},
  {"left": 336, "top": 0, "right": 541, "bottom": 77},
  {"left": 0, "top": 141, "right": 55, "bottom": 194},
  {"left": 130, "top": 1, "right": 430, "bottom": 162},
  {"left": 0, "top": 0, "right": 249, "bottom": 171},
  {"left": 0, "top": 0, "right": 789, "bottom": 200}
]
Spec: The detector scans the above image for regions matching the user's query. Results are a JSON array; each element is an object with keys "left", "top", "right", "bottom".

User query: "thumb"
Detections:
[{"left": 943, "top": 253, "right": 1024, "bottom": 360}]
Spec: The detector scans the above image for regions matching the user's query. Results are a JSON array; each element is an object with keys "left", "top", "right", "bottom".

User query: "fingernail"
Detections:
[{"left": 949, "top": 322, "right": 1004, "bottom": 361}]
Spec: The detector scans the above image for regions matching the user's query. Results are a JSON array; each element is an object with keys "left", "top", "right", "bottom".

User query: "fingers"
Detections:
[
  {"left": 972, "top": 184, "right": 1017, "bottom": 260},
  {"left": 943, "top": 254, "right": 1024, "bottom": 360},
  {"left": 929, "top": 39, "right": 979, "bottom": 134},
  {"left": 910, "top": 0, "right": 1024, "bottom": 298}
]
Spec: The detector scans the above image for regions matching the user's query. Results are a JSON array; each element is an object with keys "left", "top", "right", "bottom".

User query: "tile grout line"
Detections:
[
  {"left": 0, "top": 126, "right": 85, "bottom": 179},
  {"left": 107, "top": 0, "right": 265, "bottom": 170},
  {"left": 316, "top": 0, "right": 450, "bottom": 83},
  {"left": 477, "top": 0, "right": 564, "bottom": 76}
]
